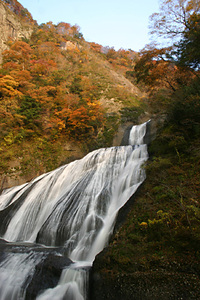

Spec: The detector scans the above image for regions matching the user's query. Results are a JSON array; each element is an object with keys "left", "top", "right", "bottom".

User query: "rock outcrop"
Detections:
[{"left": 0, "top": 1, "right": 33, "bottom": 63}]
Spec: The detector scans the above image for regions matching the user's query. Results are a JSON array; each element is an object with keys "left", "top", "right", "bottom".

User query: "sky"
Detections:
[{"left": 19, "top": 0, "right": 160, "bottom": 52}]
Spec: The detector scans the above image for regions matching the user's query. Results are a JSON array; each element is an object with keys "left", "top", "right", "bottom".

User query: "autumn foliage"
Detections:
[
  {"left": 2, "top": 0, "right": 35, "bottom": 24},
  {"left": 0, "top": 18, "right": 111, "bottom": 180},
  {"left": 0, "top": 21, "right": 105, "bottom": 143}
]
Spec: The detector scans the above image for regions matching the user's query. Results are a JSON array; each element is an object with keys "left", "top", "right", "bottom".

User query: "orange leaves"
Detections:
[
  {"left": 0, "top": 75, "right": 22, "bottom": 98},
  {"left": 46, "top": 116, "right": 66, "bottom": 132},
  {"left": 68, "top": 106, "right": 90, "bottom": 126},
  {"left": 90, "top": 42, "right": 102, "bottom": 53},
  {"left": 65, "top": 100, "right": 104, "bottom": 139},
  {"left": 9, "top": 41, "right": 32, "bottom": 58},
  {"left": 10, "top": 70, "right": 32, "bottom": 88},
  {"left": 3, "top": 61, "right": 21, "bottom": 71},
  {"left": 3, "top": 41, "right": 32, "bottom": 71},
  {"left": 26, "top": 86, "right": 57, "bottom": 108},
  {"left": 30, "top": 59, "right": 57, "bottom": 77},
  {"left": 66, "top": 106, "right": 94, "bottom": 138},
  {"left": 135, "top": 45, "right": 195, "bottom": 93},
  {"left": 135, "top": 46, "right": 180, "bottom": 90},
  {"left": 0, "top": 24, "right": 105, "bottom": 143},
  {"left": 36, "top": 42, "right": 60, "bottom": 61}
]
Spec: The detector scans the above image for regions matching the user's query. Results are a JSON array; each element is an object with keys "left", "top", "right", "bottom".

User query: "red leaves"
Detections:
[
  {"left": 30, "top": 59, "right": 57, "bottom": 77},
  {"left": 66, "top": 101, "right": 104, "bottom": 139}
]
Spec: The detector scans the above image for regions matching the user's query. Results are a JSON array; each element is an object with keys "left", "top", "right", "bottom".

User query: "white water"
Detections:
[
  {"left": 0, "top": 252, "right": 43, "bottom": 300},
  {"left": 0, "top": 121, "right": 149, "bottom": 300}
]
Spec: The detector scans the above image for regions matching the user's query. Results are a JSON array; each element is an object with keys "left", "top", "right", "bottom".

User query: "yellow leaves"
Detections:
[
  {"left": 0, "top": 75, "right": 23, "bottom": 98},
  {"left": 48, "top": 117, "right": 65, "bottom": 132},
  {"left": 139, "top": 222, "right": 148, "bottom": 229},
  {"left": 0, "top": 75, "right": 18, "bottom": 88},
  {"left": 3, "top": 132, "right": 14, "bottom": 145},
  {"left": 57, "top": 120, "right": 65, "bottom": 131},
  {"left": 148, "top": 210, "right": 171, "bottom": 228},
  {"left": 10, "top": 70, "right": 32, "bottom": 87}
]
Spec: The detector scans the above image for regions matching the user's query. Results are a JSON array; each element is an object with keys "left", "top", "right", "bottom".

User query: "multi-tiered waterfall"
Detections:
[{"left": 0, "top": 121, "right": 149, "bottom": 300}]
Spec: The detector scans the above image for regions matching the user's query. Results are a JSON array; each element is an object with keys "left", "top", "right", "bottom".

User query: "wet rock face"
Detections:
[
  {"left": 25, "top": 253, "right": 73, "bottom": 300},
  {"left": 120, "top": 125, "right": 133, "bottom": 146},
  {"left": 0, "top": 240, "right": 73, "bottom": 300},
  {"left": 119, "top": 120, "right": 152, "bottom": 147}
]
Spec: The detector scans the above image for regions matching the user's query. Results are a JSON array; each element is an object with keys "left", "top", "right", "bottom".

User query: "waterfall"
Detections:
[{"left": 0, "top": 121, "right": 149, "bottom": 300}]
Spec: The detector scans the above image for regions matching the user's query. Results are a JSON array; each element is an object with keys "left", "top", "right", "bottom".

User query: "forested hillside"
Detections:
[{"left": 0, "top": 0, "right": 144, "bottom": 189}]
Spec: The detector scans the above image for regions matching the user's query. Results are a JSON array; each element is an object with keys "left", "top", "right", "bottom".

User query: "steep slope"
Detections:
[
  {"left": 75, "top": 46, "right": 145, "bottom": 113},
  {"left": 0, "top": 0, "right": 33, "bottom": 63},
  {"left": 0, "top": 3, "right": 146, "bottom": 189}
]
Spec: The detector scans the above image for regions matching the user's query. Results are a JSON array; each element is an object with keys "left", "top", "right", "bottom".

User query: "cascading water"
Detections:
[{"left": 0, "top": 121, "right": 149, "bottom": 300}]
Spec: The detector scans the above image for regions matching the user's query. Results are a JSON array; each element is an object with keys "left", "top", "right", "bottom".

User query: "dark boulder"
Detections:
[
  {"left": 0, "top": 240, "right": 73, "bottom": 300},
  {"left": 25, "top": 253, "right": 73, "bottom": 299}
]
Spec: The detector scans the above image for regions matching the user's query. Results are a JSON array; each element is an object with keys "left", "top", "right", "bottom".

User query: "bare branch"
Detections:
[{"left": 149, "top": 0, "right": 200, "bottom": 46}]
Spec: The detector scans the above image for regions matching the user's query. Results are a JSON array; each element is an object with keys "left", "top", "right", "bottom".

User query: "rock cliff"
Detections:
[{"left": 0, "top": 1, "right": 33, "bottom": 63}]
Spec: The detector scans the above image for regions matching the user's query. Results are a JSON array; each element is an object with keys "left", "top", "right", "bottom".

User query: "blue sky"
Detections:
[{"left": 19, "top": 0, "right": 159, "bottom": 52}]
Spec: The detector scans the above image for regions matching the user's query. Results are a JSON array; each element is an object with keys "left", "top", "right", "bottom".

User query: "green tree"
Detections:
[
  {"left": 69, "top": 76, "right": 83, "bottom": 95},
  {"left": 176, "top": 13, "right": 200, "bottom": 69},
  {"left": 18, "top": 95, "right": 42, "bottom": 126}
]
